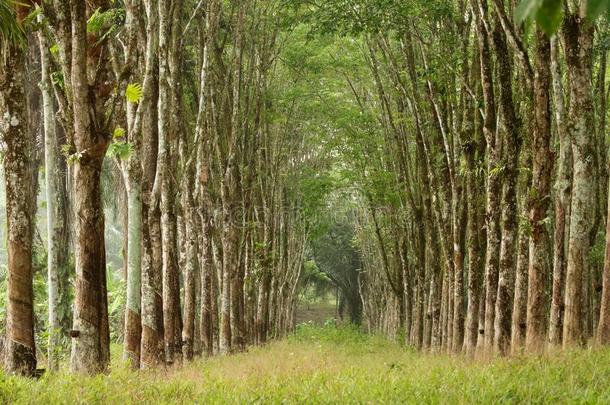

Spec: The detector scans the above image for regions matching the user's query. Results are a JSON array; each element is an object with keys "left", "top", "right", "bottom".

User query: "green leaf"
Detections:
[
  {"left": 113, "top": 127, "right": 126, "bottom": 139},
  {"left": 67, "top": 152, "right": 83, "bottom": 165},
  {"left": 535, "top": 0, "right": 563, "bottom": 35},
  {"left": 515, "top": 0, "right": 541, "bottom": 25},
  {"left": 49, "top": 43, "right": 59, "bottom": 55},
  {"left": 87, "top": 8, "right": 103, "bottom": 33},
  {"left": 22, "top": 6, "right": 41, "bottom": 28},
  {"left": 51, "top": 71, "right": 65, "bottom": 90},
  {"left": 0, "top": 0, "right": 26, "bottom": 47},
  {"left": 60, "top": 143, "right": 72, "bottom": 157},
  {"left": 107, "top": 141, "right": 133, "bottom": 160},
  {"left": 587, "top": 0, "right": 610, "bottom": 20},
  {"left": 515, "top": 0, "right": 563, "bottom": 35},
  {"left": 125, "top": 83, "right": 143, "bottom": 104},
  {"left": 86, "top": 7, "right": 125, "bottom": 43}
]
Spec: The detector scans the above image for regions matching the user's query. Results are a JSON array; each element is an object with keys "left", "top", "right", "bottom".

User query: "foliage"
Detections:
[
  {"left": 107, "top": 141, "right": 133, "bottom": 160},
  {"left": 87, "top": 7, "right": 125, "bottom": 43},
  {"left": 0, "top": 0, "right": 25, "bottom": 47},
  {"left": 125, "top": 83, "right": 143, "bottom": 104},
  {"left": 113, "top": 127, "right": 126, "bottom": 139},
  {"left": 516, "top": 0, "right": 610, "bottom": 34},
  {"left": 298, "top": 259, "right": 334, "bottom": 306},
  {"left": 108, "top": 272, "right": 126, "bottom": 343},
  {"left": 288, "top": 0, "right": 453, "bottom": 36},
  {"left": 50, "top": 71, "right": 64, "bottom": 90}
]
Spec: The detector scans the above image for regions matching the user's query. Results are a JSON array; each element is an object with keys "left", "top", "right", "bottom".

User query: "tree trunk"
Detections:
[
  {"left": 473, "top": 0, "right": 499, "bottom": 353},
  {"left": 158, "top": 0, "right": 182, "bottom": 363},
  {"left": 562, "top": 13, "right": 595, "bottom": 348},
  {"left": 139, "top": 0, "right": 162, "bottom": 369},
  {"left": 598, "top": 178, "right": 610, "bottom": 344},
  {"left": 123, "top": 171, "right": 143, "bottom": 368},
  {"left": 200, "top": 210, "right": 214, "bottom": 356},
  {"left": 463, "top": 137, "right": 483, "bottom": 356},
  {"left": 493, "top": 18, "right": 521, "bottom": 356},
  {"left": 510, "top": 228, "right": 529, "bottom": 353},
  {"left": 1, "top": 43, "right": 36, "bottom": 376},
  {"left": 219, "top": 186, "right": 234, "bottom": 354},
  {"left": 549, "top": 36, "right": 571, "bottom": 348},
  {"left": 525, "top": 29, "right": 552, "bottom": 352},
  {"left": 181, "top": 172, "right": 198, "bottom": 360},
  {"left": 38, "top": 20, "right": 64, "bottom": 371},
  {"left": 69, "top": 0, "right": 110, "bottom": 374}
]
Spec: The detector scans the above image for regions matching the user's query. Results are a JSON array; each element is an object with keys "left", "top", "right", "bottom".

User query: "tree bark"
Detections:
[
  {"left": 38, "top": 18, "right": 64, "bottom": 371},
  {"left": 525, "top": 29, "right": 552, "bottom": 352},
  {"left": 562, "top": 13, "right": 595, "bottom": 348},
  {"left": 493, "top": 15, "right": 521, "bottom": 355},
  {"left": 549, "top": 36, "right": 571, "bottom": 348},
  {"left": 181, "top": 167, "right": 199, "bottom": 360},
  {"left": 1, "top": 41, "right": 37, "bottom": 376},
  {"left": 68, "top": 0, "right": 111, "bottom": 374},
  {"left": 598, "top": 177, "right": 610, "bottom": 344},
  {"left": 473, "top": 0, "right": 499, "bottom": 352}
]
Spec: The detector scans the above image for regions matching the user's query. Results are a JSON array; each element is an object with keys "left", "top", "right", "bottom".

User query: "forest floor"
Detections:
[
  {"left": 1, "top": 324, "right": 610, "bottom": 404},
  {"left": 295, "top": 300, "right": 338, "bottom": 325}
]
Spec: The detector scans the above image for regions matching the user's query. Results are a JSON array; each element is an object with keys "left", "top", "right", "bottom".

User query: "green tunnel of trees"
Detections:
[{"left": 1, "top": 0, "right": 610, "bottom": 377}]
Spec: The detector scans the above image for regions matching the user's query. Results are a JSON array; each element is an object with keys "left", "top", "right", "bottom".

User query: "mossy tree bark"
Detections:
[
  {"left": 562, "top": 10, "right": 595, "bottom": 349},
  {"left": 0, "top": 32, "right": 37, "bottom": 377}
]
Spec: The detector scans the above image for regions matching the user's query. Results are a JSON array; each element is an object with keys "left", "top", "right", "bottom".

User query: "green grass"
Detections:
[{"left": 1, "top": 324, "right": 609, "bottom": 404}]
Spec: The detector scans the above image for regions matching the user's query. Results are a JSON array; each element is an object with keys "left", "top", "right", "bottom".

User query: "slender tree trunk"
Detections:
[
  {"left": 464, "top": 143, "right": 482, "bottom": 356},
  {"left": 452, "top": 192, "right": 465, "bottom": 352},
  {"left": 1, "top": 42, "right": 36, "bottom": 376},
  {"left": 200, "top": 210, "right": 214, "bottom": 356},
  {"left": 69, "top": 0, "right": 111, "bottom": 374},
  {"left": 219, "top": 199, "right": 234, "bottom": 354},
  {"left": 139, "top": 0, "right": 162, "bottom": 369},
  {"left": 510, "top": 150, "right": 531, "bottom": 354},
  {"left": 525, "top": 29, "right": 552, "bottom": 352},
  {"left": 549, "top": 37, "right": 571, "bottom": 348},
  {"left": 158, "top": 0, "right": 182, "bottom": 363},
  {"left": 38, "top": 21, "right": 63, "bottom": 371},
  {"left": 493, "top": 18, "right": 521, "bottom": 355},
  {"left": 598, "top": 178, "right": 610, "bottom": 344},
  {"left": 181, "top": 171, "right": 198, "bottom": 360},
  {"left": 473, "top": 0, "right": 499, "bottom": 352},
  {"left": 123, "top": 170, "right": 143, "bottom": 368},
  {"left": 562, "top": 13, "right": 595, "bottom": 348},
  {"left": 510, "top": 228, "right": 529, "bottom": 353}
]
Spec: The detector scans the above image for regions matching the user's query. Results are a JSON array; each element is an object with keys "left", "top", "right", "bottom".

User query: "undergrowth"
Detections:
[{"left": 1, "top": 324, "right": 609, "bottom": 404}]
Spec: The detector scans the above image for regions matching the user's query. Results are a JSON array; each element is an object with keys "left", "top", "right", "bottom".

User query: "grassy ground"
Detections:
[
  {"left": 295, "top": 300, "right": 338, "bottom": 325},
  {"left": 1, "top": 324, "right": 609, "bottom": 404}
]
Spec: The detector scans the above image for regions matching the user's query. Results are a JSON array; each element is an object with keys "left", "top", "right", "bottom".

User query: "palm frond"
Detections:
[{"left": 0, "top": 0, "right": 26, "bottom": 48}]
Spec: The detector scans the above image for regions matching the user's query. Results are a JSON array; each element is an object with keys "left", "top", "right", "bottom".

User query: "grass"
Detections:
[
  {"left": 295, "top": 299, "right": 337, "bottom": 325},
  {"left": 1, "top": 324, "right": 609, "bottom": 404}
]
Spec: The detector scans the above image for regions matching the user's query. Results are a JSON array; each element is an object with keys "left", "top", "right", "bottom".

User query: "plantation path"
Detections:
[
  {"left": 2, "top": 326, "right": 610, "bottom": 404},
  {"left": 295, "top": 301, "right": 338, "bottom": 325}
]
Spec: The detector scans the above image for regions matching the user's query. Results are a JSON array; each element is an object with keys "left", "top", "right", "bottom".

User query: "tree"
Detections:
[
  {"left": 43, "top": 0, "right": 119, "bottom": 374},
  {"left": 0, "top": 0, "right": 36, "bottom": 376},
  {"left": 562, "top": 5, "right": 596, "bottom": 348}
]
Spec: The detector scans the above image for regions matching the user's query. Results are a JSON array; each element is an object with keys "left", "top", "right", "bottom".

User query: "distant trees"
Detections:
[{"left": 313, "top": 220, "right": 363, "bottom": 324}]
